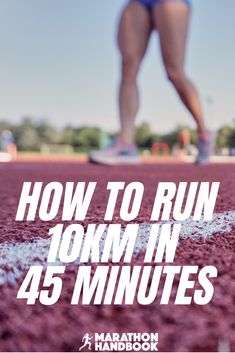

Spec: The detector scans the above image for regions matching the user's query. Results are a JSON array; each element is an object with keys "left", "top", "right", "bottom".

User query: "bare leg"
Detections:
[
  {"left": 152, "top": 2, "right": 206, "bottom": 134},
  {"left": 117, "top": 2, "right": 152, "bottom": 144}
]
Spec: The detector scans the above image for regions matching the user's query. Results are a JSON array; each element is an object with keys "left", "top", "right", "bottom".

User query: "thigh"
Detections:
[
  {"left": 118, "top": 1, "right": 152, "bottom": 62},
  {"left": 152, "top": 2, "right": 190, "bottom": 72}
]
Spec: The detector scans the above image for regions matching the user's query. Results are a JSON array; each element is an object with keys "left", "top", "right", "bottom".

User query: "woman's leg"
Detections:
[
  {"left": 118, "top": 1, "right": 152, "bottom": 144},
  {"left": 152, "top": 1, "right": 206, "bottom": 134}
]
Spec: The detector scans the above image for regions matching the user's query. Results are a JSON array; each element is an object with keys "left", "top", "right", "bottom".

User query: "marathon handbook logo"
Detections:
[{"left": 79, "top": 332, "right": 159, "bottom": 352}]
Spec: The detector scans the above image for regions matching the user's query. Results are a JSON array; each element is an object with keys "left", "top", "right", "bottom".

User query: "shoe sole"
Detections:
[{"left": 89, "top": 155, "right": 140, "bottom": 166}]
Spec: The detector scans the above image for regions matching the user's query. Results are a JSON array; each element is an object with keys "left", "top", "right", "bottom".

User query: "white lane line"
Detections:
[{"left": 0, "top": 211, "right": 234, "bottom": 286}]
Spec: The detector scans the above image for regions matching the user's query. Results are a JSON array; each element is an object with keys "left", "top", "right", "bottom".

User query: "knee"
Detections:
[
  {"left": 166, "top": 67, "right": 187, "bottom": 89},
  {"left": 121, "top": 56, "right": 141, "bottom": 82}
]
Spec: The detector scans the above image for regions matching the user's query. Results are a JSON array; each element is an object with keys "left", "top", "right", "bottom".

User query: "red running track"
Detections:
[{"left": 0, "top": 162, "right": 234, "bottom": 352}]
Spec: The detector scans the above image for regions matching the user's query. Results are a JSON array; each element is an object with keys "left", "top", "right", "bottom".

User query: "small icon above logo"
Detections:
[{"left": 79, "top": 333, "right": 93, "bottom": 351}]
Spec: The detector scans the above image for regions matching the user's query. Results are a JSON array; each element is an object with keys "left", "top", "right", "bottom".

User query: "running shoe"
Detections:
[
  {"left": 89, "top": 139, "right": 140, "bottom": 165},
  {"left": 195, "top": 131, "right": 214, "bottom": 165}
]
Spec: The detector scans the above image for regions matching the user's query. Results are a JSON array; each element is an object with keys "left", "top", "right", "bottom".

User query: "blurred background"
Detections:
[{"left": 0, "top": 0, "right": 235, "bottom": 159}]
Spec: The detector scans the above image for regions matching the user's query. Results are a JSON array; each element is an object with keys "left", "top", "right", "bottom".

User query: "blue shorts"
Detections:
[{"left": 131, "top": 0, "right": 191, "bottom": 11}]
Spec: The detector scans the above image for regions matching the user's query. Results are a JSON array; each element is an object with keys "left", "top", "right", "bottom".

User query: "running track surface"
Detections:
[{"left": 0, "top": 162, "right": 234, "bottom": 352}]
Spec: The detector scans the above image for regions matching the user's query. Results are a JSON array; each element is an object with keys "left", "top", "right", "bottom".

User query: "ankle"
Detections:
[
  {"left": 118, "top": 135, "right": 135, "bottom": 146},
  {"left": 197, "top": 130, "right": 212, "bottom": 141}
]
